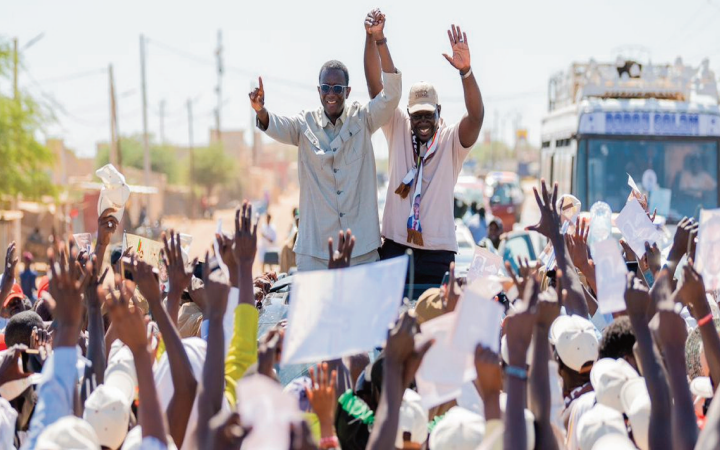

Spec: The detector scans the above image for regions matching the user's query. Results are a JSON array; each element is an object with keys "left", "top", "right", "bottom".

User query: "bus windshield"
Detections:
[{"left": 585, "top": 138, "right": 719, "bottom": 222}]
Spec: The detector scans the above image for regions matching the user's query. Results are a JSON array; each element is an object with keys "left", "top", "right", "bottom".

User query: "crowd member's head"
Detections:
[
  {"left": 487, "top": 218, "right": 503, "bottom": 249},
  {"left": 396, "top": 389, "right": 427, "bottom": 449},
  {"left": 4, "top": 310, "right": 43, "bottom": 347},
  {"left": 686, "top": 318, "right": 720, "bottom": 381},
  {"left": 2, "top": 284, "right": 29, "bottom": 319},
  {"left": 407, "top": 82, "right": 441, "bottom": 144},
  {"left": 428, "top": 406, "right": 485, "bottom": 450},
  {"left": 550, "top": 315, "right": 599, "bottom": 396},
  {"left": 576, "top": 403, "right": 628, "bottom": 450},
  {"left": 598, "top": 316, "right": 638, "bottom": 371},
  {"left": 22, "top": 252, "right": 33, "bottom": 269},
  {"left": 589, "top": 358, "right": 639, "bottom": 413},
  {"left": 318, "top": 60, "right": 350, "bottom": 121},
  {"left": 470, "top": 201, "right": 478, "bottom": 215},
  {"left": 83, "top": 384, "right": 132, "bottom": 449},
  {"left": 415, "top": 288, "right": 445, "bottom": 325}
]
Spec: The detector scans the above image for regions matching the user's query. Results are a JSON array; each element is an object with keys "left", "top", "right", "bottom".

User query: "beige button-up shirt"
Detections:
[{"left": 260, "top": 71, "right": 402, "bottom": 259}]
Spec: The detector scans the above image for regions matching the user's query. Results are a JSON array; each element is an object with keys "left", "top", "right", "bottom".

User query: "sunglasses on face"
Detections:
[
  {"left": 409, "top": 112, "right": 436, "bottom": 122},
  {"left": 319, "top": 84, "right": 347, "bottom": 95}
]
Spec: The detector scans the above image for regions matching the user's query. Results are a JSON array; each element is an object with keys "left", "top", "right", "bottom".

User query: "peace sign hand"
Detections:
[
  {"left": 442, "top": 24, "right": 471, "bottom": 73},
  {"left": 248, "top": 77, "right": 265, "bottom": 113}
]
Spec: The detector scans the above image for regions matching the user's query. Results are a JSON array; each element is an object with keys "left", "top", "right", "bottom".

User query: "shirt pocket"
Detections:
[{"left": 342, "top": 121, "right": 365, "bottom": 166}]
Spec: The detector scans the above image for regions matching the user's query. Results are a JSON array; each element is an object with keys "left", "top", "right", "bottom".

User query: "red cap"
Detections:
[
  {"left": 0, "top": 334, "right": 6, "bottom": 352},
  {"left": 37, "top": 276, "right": 50, "bottom": 298},
  {"left": 4, "top": 289, "right": 24, "bottom": 308}
]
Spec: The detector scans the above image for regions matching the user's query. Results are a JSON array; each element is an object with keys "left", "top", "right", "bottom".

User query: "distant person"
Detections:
[
  {"left": 249, "top": 8, "right": 401, "bottom": 271},
  {"left": 680, "top": 154, "right": 716, "bottom": 200},
  {"left": 466, "top": 202, "right": 488, "bottom": 244},
  {"left": 281, "top": 209, "right": 300, "bottom": 274},
  {"left": 479, "top": 217, "right": 503, "bottom": 252},
  {"left": 259, "top": 214, "right": 278, "bottom": 271},
  {"left": 19, "top": 252, "right": 37, "bottom": 303},
  {"left": 371, "top": 22, "right": 485, "bottom": 284}
]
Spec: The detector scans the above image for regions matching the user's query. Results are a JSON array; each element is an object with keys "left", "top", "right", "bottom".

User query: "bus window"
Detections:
[
  {"left": 586, "top": 139, "right": 719, "bottom": 222},
  {"left": 575, "top": 140, "right": 588, "bottom": 206}
]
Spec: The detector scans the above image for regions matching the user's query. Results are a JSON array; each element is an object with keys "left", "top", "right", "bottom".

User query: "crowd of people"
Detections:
[{"left": 1, "top": 8, "right": 720, "bottom": 450}]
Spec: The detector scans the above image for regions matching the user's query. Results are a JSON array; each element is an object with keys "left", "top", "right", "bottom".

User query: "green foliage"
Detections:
[
  {"left": 469, "top": 141, "right": 514, "bottom": 167},
  {"left": 0, "top": 41, "right": 56, "bottom": 199},
  {"left": 190, "top": 144, "right": 235, "bottom": 196},
  {"left": 96, "top": 134, "right": 180, "bottom": 184}
]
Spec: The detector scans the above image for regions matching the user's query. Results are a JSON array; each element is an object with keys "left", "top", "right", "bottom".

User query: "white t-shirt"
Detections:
[
  {"left": 381, "top": 108, "right": 473, "bottom": 252},
  {"left": 260, "top": 224, "right": 278, "bottom": 251}
]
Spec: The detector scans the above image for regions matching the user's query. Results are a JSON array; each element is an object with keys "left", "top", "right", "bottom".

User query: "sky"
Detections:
[{"left": 2, "top": 0, "right": 720, "bottom": 158}]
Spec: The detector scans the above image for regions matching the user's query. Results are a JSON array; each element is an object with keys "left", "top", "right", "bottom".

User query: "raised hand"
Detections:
[
  {"left": 306, "top": 362, "right": 338, "bottom": 437},
  {"left": 670, "top": 217, "right": 698, "bottom": 261},
  {"left": 248, "top": 77, "right": 265, "bottom": 113},
  {"left": 97, "top": 207, "right": 119, "bottom": 247},
  {"left": 163, "top": 230, "right": 198, "bottom": 294},
  {"left": 0, "top": 242, "right": 18, "bottom": 302},
  {"left": 674, "top": 261, "right": 711, "bottom": 320},
  {"left": 364, "top": 8, "right": 386, "bottom": 38},
  {"left": 442, "top": 24, "right": 471, "bottom": 73},
  {"left": 83, "top": 255, "right": 110, "bottom": 310},
  {"left": 441, "top": 262, "right": 462, "bottom": 312},
  {"left": 49, "top": 247, "right": 86, "bottom": 330},
  {"left": 642, "top": 241, "right": 662, "bottom": 277},
  {"left": 104, "top": 277, "right": 149, "bottom": 353},
  {"left": 505, "top": 278, "right": 540, "bottom": 366},
  {"left": 624, "top": 273, "right": 650, "bottom": 320},
  {"left": 474, "top": 345, "right": 503, "bottom": 401},
  {"left": 505, "top": 257, "right": 536, "bottom": 297},
  {"left": 201, "top": 251, "right": 230, "bottom": 319},
  {"left": 526, "top": 180, "right": 561, "bottom": 240},
  {"left": 257, "top": 326, "right": 283, "bottom": 379},
  {"left": 385, "top": 313, "right": 433, "bottom": 388},
  {"left": 327, "top": 229, "right": 355, "bottom": 270},
  {"left": 233, "top": 201, "right": 259, "bottom": 267},
  {"left": 215, "top": 232, "right": 238, "bottom": 285},
  {"left": 565, "top": 218, "right": 591, "bottom": 269},
  {"left": 127, "top": 255, "right": 162, "bottom": 307}
]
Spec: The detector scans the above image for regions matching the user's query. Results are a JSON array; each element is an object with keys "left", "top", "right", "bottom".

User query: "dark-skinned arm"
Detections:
[
  {"left": 94, "top": 208, "right": 119, "bottom": 274},
  {"left": 665, "top": 217, "right": 697, "bottom": 290},
  {"left": 625, "top": 274, "right": 672, "bottom": 450},
  {"left": 83, "top": 256, "right": 109, "bottom": 399},
  {"left": 363, "top": 9, "right": 395, "bottom": 99},
  {"left": 196, "top": 256, "right": 230, "bottom": 447},
  {"left": 131, "top": 257, "right": 196, "bottom": 448}
]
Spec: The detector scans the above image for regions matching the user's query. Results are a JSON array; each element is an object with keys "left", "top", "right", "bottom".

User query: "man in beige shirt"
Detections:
[
  {"left": 249, "top": 9, "right": 401, "bottom": 271},
  {"left": 365, "top": 24, "right": 485, "bottom": 284}
]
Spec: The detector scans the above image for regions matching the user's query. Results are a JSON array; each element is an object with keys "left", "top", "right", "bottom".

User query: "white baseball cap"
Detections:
[
  {"left": 591, "top": 433, "right": 637, "bottom": 450},
  {"left": 429, "top": 407, "right": 485, "bottom": 450},
  {"left": 550, "top": 315, "right": 599, "bottom": 373},
  {"left": 620, "top": 378, "right": 651, "bottom": 450},
  {"left": 501, "top": 334, "right": 534, "bottom": 366},
  {"left": 36, "top": 415, "right": 101, "bottom": 450},
  {"left": 105, "top": 341, "right": 138, "bottom": 405},
  {"left": 121, "top": 426, "right": 179, "bottom": 450},
  {"left": 83, "top": 384, "right": 131, "bottom": 449},
  {"left": 576, "top": 404, "right": 628, "bottom": 450},
  {"left": 407, "top": 81, "right": 439, "bottom": 114},
  {"left": 691, "top": 376, "right": 714, "bottom": 399},
  {"left": 396, "top": 389, "right": 429, "bottom": 448},
  {"left": 590, "top": 358, "right": 639, "bottom": 413}
]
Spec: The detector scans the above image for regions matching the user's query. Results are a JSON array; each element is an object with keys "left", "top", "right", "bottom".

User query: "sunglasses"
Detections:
[
  {"left": 409, "top": 111, "right": 437, "bottom": 122},
  {"left": 319, "top": 84, "right": 347, "bottom": 95}
]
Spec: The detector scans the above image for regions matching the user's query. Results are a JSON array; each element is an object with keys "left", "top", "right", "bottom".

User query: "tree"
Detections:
[
  {"left": 191, "top": 144, "right": 235, "bottom": 197},
  {"left": 0, "top": 41, "right": 55, "bottom": 199},
  {"left": 95, "top": 134, "right": 181, "bottom": 184}
]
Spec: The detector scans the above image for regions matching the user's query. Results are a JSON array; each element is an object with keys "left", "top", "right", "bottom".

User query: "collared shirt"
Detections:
[
  {"left": 259, "top": 71, "right": 402, "bottom": 259},
  {"left": 381, "top": 109, "right": 474, "bottom": 252}
]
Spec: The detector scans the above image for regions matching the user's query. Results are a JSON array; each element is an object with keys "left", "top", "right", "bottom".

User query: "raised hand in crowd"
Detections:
[
  {"left": 327, "top": 229, "right": 355, "bottom": 270},
  {"left": 128, "top": 255, "right": 197, "bottom": 448},
  {"left": 0, "top": 344, "right": 31, "bottom": 386},
  {"left": 0, "top": 241, "right": 18, "bottom": 306},
  {"left": 248, "top": 77, "right": 269, "bottom": 129},
  {"left": 82, "top": 255, "right": 110, "bottom": 397},
  {"left": 197, "top": 250, "right": 234, "bottom": 449},
  {"left": 234, "top": 200, "right": 258, "bottom": 307},
  {"left": 504, "top": 256, "right": 536, "bottom": 299},
  {"left": 665, "top": 216, "right": 698, "bottom": 286},
  {"left": 364, "top": 8, "right": 385, "bottom": 39},
  {"left": 441, "top": 261, "right": 462, "bottom": 312},
  {"left": 367, "top": 313, "right": 433, "bottom": 450},
  {"left": 104, "top": 278, "right": 168, "bottom": 447},
  {"left": 163, "top": 229, "right": 199, "bottom": 324},
  {"left": 474, "top": 345, "right": 502, "bottom": 420},
  {"left": 650, "top": 273, "right": 698, "bottom": 450},
  {"left": 94, "top": 207, "right": 119, "bottom": 272},
  {"left": 565, "top": 218, "right": 597, "bottom": 292},
  {"left": 442, "top": 24, "right": 471, "bottom": 74},
  {"left": 257, "top": 325, "right": 283, "bottom": 380},
  {"left": 307, "top": 362, "right": 338, "bottom": 444},
  {"left": 49, "top": 247, "right": 86, "bottom": 348},
  {"left": 216, "top": 231, "right": 238, "bottom": 286}
]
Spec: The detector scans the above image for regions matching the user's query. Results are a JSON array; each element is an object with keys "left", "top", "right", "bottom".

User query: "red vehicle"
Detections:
[{"left": 485, "top": 172, "right": 525, "bottom": 231}]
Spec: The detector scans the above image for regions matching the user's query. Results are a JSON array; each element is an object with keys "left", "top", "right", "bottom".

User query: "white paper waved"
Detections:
[
  {"left": 96, "top": 164, "right": 130, "bottom": 222},
  {"left": 615, "top": 198, "right": 661, "bottom": 258},
  {"left": 696, "top": 209, "right": 720, "bottom": 292},
  {"left": 591, "top": 238, "right": 628, "bottom": 314},
  {"left": 467, "top": 247, "right": 504, "bottom": 286},
  {"left": 73, "top": 233, "right": 92, "bottom": 255},
  {"left": 281, "top": 256, "right": 408, "bottom": 365},
  {"left": 417, "top": 312, "right": 476, "bottom": 386},
  {"left": 627, "top": 173, "right": 642, "bottom": 195},
  {"left": 236, "top": 374, "right": 301, "bottom": 450},
  {"left": 451, "top": 281, "right": 504, "bottom": 354}
]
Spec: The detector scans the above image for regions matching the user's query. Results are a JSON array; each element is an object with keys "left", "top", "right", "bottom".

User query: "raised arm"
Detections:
[
  {"left": 0, "top": 242, "right": 18, "bottom": 307},
  {"left": 131, "top": 251, "right": 197, "bottom": 449},
  {"left": 83, "top": 256, "right": 109, "bottom": 394},
  {"left": 95, "top": 208, "right": 119, "bottom": 273},
  {"left": 363, "top": 9, "right": 394, "bottom": 99},
  {"left": 164, "top": 230, "right": 198, "bottom": 325},
  {"left": 442, "top": 25, "right": 484, "bottom": 148}
]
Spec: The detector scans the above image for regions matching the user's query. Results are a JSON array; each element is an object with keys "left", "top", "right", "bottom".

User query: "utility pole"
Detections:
[
  {"left": 214, "top": 30, "right": 224, "bottom": 142},
  {"left": 140, "top": 35, "right": 151, "bottom": 191},
  {"left": 187, "top": 99, "right": 195, "bottom": 219},
  {"left": 159, "top": 99, "right": 166, "bottom": 145},
  {"left": 108, "top": 64, "right": 121, "bottom": 170}
]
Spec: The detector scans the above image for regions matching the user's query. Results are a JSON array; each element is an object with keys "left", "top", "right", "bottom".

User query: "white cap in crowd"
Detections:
[
  {"left": 429, "top": 407, "right": 485, "bottom": 450},
  {"left": 105, "top": 341, "right": 138, "bottom": 405},
  {"left": 690, "top": 376, "right": 714, "bottom": 399},
  {"left": 591, "top": 433, "right": 638, "bottom": 450},
  {"left": 576, "top": 404, "right": 627, "bottom": 450},
  {"left": 396, "top": 389, "right": 429, "bottom": 448},
  {"left": 36, "top": 416, "right": 100, "bottom": 450},
  {"left": 620, "top": 378, "right": 651, "bottom": 450},
  {"left": 83, "top": 384, "right": 132, "bottom": 449},
  {"left": 550, "top": 315, "right": 599, "bottom": 372},
  {"left": 121, "top": 426, "right": 179, "bottom": 450},
  {"left": 501, "top": 334, "right": 534, "bottom": 367},
  {"left": 499, "top": 393, "right": 536, "bottom": 450},
  {"left": 590, "top": 357, "right": 639, "bottom": 412}
]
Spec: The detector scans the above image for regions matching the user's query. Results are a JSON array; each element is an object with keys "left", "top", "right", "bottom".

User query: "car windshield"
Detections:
[
  {"left": 585, "top": 138, "right": 719, "bottom": 222},
  {"left": 491, "top": 183, "right": 516, "bottom": 205}
]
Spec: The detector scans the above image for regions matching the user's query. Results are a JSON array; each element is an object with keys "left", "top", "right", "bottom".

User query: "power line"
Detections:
[{"left": 35, "top": 68, "right": 107, "bottom": 85}]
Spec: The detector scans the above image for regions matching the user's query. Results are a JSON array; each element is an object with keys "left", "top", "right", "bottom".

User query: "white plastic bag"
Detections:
[{"left": 96, "top": 164, "right": 130, "bottom": 222}]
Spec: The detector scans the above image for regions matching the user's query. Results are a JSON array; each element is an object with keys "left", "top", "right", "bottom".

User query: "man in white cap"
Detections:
[{"left": 365, "top": 22, "right": 484, "bottom": 284}]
